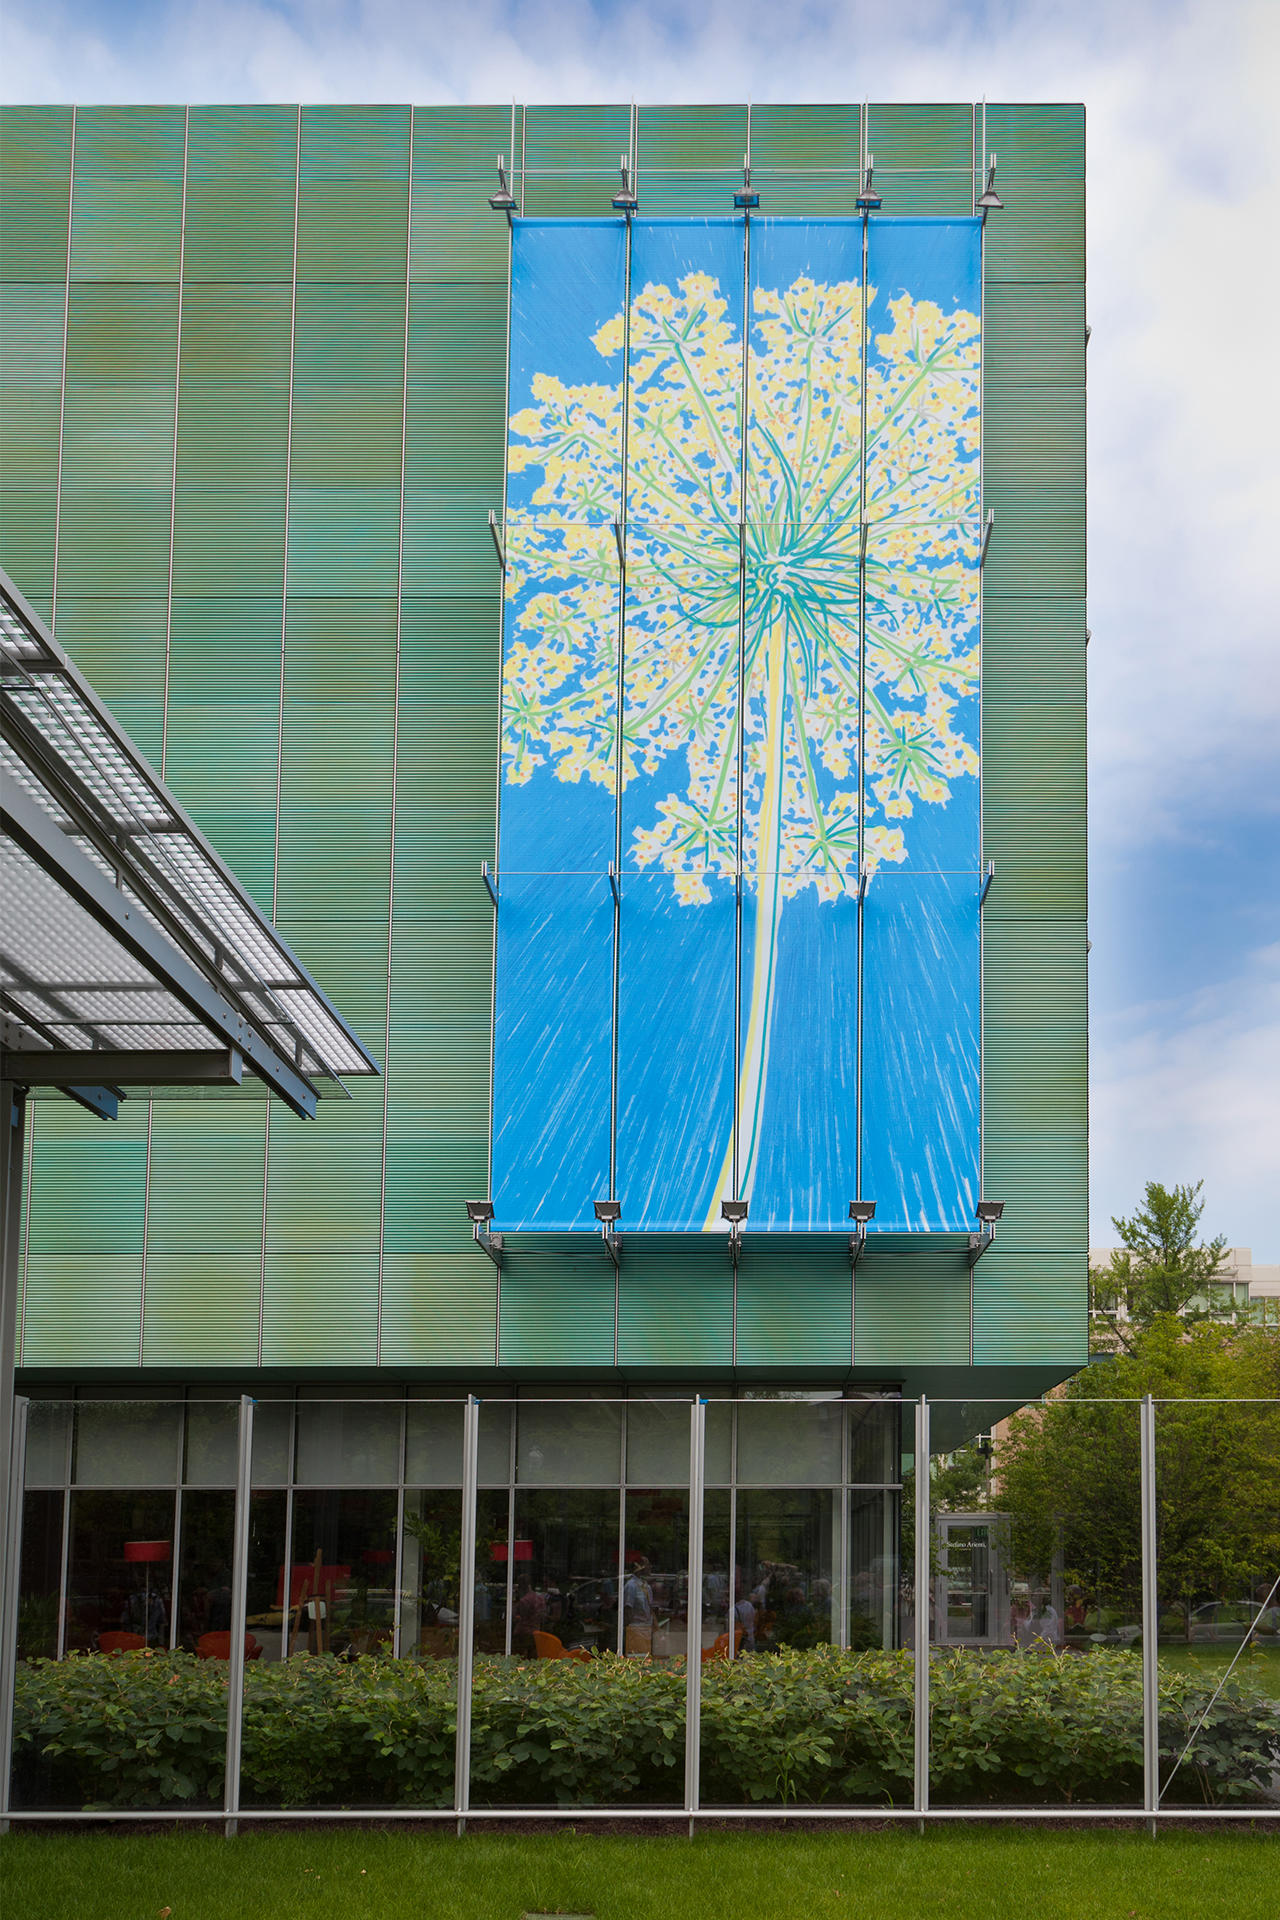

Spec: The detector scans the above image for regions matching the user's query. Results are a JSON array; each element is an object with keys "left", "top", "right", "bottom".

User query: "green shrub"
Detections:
[{"left": 11, "top": 1646, "right": 1278, "bottom": 1812}]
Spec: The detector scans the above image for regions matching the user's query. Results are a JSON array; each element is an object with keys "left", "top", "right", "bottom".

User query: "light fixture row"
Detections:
[
  {"left": 485, "top": 149, "right": 1005, "bottom": 219},
  {"left": 466, "top": 1197, "right": 1005, "bottom": 1230}
]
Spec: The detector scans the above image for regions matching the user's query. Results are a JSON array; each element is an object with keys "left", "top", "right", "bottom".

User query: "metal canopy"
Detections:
[{"left": 0, "top": 567, "right": 379, "bottom": 1121}]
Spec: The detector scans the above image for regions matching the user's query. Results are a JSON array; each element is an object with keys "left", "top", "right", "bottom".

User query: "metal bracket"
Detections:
[
  {"left": 859, "top": 520, "right": 870, "bottom": 564},
  {"left": 487, "top": 510, "right": 506, "bottom": 573},
  {"left": 481, "top": 861, "right": 498, "bottom": 909},
  {"left": 612, "top": 520, "right": 625, "bottom": 569},
  {"left": 980, "top": 509, "right": 995, "bottom": 567},
  {"left": 979, "top": 860, "right": 995, "bottom": 906},
  {"left": 967, "top": 1230, "right": 994, "bottom": 1266},
  {"left": 857, "top": 866, "right": 870, "bottom": 905},
  {"left": 472, "top": 1223, "right": 504, "bottom": 1270},
  {"left": 600, "top": 1225, "right": 620, "bottom": 1271},
  {"left": 608, "top": 862, "right": 621, "bottom": 907},
  {"left": 849, "top": 1228, "right": 869, "bottom": 1269}
]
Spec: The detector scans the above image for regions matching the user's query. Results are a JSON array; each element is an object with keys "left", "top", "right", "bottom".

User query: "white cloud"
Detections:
[{"left": 1091, "top": 943, "right": 1280, "bottom": 1259}]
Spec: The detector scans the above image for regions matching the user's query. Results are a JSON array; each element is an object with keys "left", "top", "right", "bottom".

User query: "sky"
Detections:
[{"left": 3, "top": 0, "right": 1277, "bottom": 1258}]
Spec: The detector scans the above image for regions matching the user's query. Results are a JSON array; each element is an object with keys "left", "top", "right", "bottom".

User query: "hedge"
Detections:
[{"left": 11, "top": 1646, "right": 1279, "bottom": 1812}]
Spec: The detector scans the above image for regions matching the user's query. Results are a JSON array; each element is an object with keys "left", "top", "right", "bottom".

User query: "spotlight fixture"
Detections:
[
  {"left": 976, "top": 153, "right": 1003, "bottom": 213},
  {"left": 612, "top": 155, "right": 637, "bottom": 213},
  {"left": 594, "top": 1199, "right": 622, "bottom": 1225},
  {"left": 848, "top": 1200, "right": 877, "bottom": 1224},
  {"left": 488, "top": 156, "right": 517, "bottom": 214},
  {"left": 734, "top": 157, "right": 759, "bottom": 211},
  {"left": 721, "top": 1199, "right": 749, "bottom": 1226},
  {"left": 465, "top": 1200, "right": 495, "bottom": 1224},
  {"left": 975, "top": 1200, "right": 1005, "bottom": 1224},
  {"left": 855, "top": 155, "right": 881, "bottom": 211}
]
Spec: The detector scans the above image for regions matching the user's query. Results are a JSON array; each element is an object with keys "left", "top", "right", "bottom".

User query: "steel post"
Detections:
[
  {"left": 454, "top": 1394, "right": 480, "bottom": 1833},
  {"left": 684, "top": 1396, "right": 706, "bottom": 1829},
  {"left": 913, "top": 1396, "right": 931, "bottom": 1816},
  {"left": 223, "top": 1394, "right": 254, "bottom": 1836},
  {"left": 1140, "top": 1392, "right": 1159, "bottom": 1820}
]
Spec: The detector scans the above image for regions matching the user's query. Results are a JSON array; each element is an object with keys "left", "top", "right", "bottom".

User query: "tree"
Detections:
[
  {"left": 1090, "top": 1180, "right": 1230, "bottom": 1352},
  {"left": 996, "top": 1319, "right": 1280, "bottom": 1632}
]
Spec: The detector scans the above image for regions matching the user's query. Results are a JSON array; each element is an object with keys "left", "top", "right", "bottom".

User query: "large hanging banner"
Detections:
[{"left": 491, "top": 214, "right": 981, "bottom": 1235}]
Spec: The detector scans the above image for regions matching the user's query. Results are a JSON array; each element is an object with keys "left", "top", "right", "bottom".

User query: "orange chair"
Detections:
[
  {"left": 98, "top": 1631, "right": 147, "bottom": 1654},
  {"left": 195, "top": 1630, "right": 263, "bottom": 1661},
  {"left": 702, "top": 1628, "right": 745, "bottom": 1663},
  {"left": 532, "top": 1630, "right": 591, "bottom": 1663}
]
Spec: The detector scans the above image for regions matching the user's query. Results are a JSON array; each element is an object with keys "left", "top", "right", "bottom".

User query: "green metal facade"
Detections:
[{"left": 0, "top": 102, "right": 1087, "bottom": 1389}]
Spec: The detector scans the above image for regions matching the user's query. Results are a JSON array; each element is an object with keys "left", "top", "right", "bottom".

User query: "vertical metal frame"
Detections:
[
  {"left": 455, "top": 1395, "right": 480, "bottom": 1830},
  {"left": 1140, "top": 1392, "right": 1158, "bottom": 1817},
  {"left": 913, "top": 1396, "right": 930, "bottom": 1814},
  {"left": 684, "top": 1397, "right": 706, "bottom": 1823},
  {"left": 223, "top": 1394, "right": 254, "bottom": 1836},
  {"left": 503, "top": 1399, "right": 517, "bottom": 1656},
  {"left": 0, "top": 1395, "right": 29, "bottom": 1827}
]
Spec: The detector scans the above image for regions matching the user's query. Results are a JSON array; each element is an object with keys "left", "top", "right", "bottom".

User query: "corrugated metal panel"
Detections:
[
  {"left": 735, "top": 1263, "right": 851, "bottom": 1368},
  {"left": 984, "top": 384, "right": 1084, "bottom": 491},
  {"left": 981, "top": 492, "right": 1086, "bottom": 595},
  {"left": 285, "top": 488, "right": 400, "bottom": 595},
  {"left": 0, "top": 105, "right": 74, "bottom": 178},
  {"left": 289, "top": 383, "right": 404, "bottom": 487},
  {"left": 746, "top": 175, "right": 859, "bottom": 216},
  {"left": 867, "top": 104, "right": 972, "bottom": 170},
  {"left": 23, "top": 1101, "right": 149, "bottom": 1254},
  {"left": 146, "top": 1106, "right": 267, "bottom": 1252},
  {"left": 409, "top": 200, "right": 508, "bottom": 282},
  {"left": 520, "top": 176, "right": 619, "bottom": 219},
  {"left": 982, "top": 597, "right": 1086, "bottom": 705},
  {"left": 20, "top": 1256, "right": 143, "bottom": 1368},
  {"left": 393, "top": 799, "right": 498, "bottom": 918},
  {"left": 984, "top": 284, "right": 1085, "bottom": 382},
  {"left": 971, "top": 1252, "right": 1087, "bottom": 1366},
  {"left": 381, "top": 1133, "right": 488, "bottom": 1250},
  {"left": 172, "top": 491, "right": 287, "bottom": 596},
  {"left": 981, "top": 1137, "right": 1087, "bottom": 1253},
  {"left": 187, "top": 105, "right": 298, "bottom": 179},
  {"left": 617, "top": 1253, "right": 733, "bottom": 1367},
  {"left": 65, "top": 285, "right": 180, "bottom": 382},
  {"left": 265, "top": 1080, "right": 386, "bottom": 1257},
  {"left": 637, "top": 105, "right": 748, "bottom": 170},
  {"left": 983, "top": 705, "right": 1085, "bottom": 809},
  {"left": 292, "top": 282, "right": 407, "bottom": 379},
  {"left": 523, "top": 105, "right": 632, "bottom": 172},
  {"left": 55, "top": 487, "right": 172, "bottom": 596},
  {"left": 985, "top": 1028, "right": 1087, "bottom": 1132},
  {"left": 51, "top": 595, "right": 167, "bottom": 760},
  {"left": 853, "top": 1262, "right": 970, "bottom": 1367},
  {"left": 0, "top": 182, "right": 73, "bottom": 281},
  {"left": 60, "top": 384, "right": 175, "bottom": 488},
  {"left": 870, "top": 173, "right": 972, "bottom": 217},
  {"left": 175, "top": 385, "right": 290, "bottom": 488},
  {"left": 380, "top": 1253, "right": 497, "bottom": 1365},
  {"left": 142, "top": 1254, "right": 262, "bottom": 1368},
  {"left": 638, "top": 172, "right": 742, "bottom": 216},
  {"left": 402, "top": 488, "right": 496, "bottom": 595},
  {"left": 0, "top": 284, "right": 67, "bottom": 383},
  {"left": 750, "top": 105, "right": 860, "bottom": 171},
  {"left": 498, "top": 1251, "right": 615, "bottom": 1366},
  {"left": 984, "top": 179, "right": 1084, "bottom": 282},
  {"left": 296, "top": 182, "right": 409, "bottom": 282},
  {"left": 0, "top": 386, "right": 61, "bottom": 481},
  {"left": 261, "top": 1252, "right": 379, "bottom": 1366},
  {"left": 183, "top": 181, "right": 296, "bottom": 283},
  {"left": 412, "top": 106, "right": 513, "bottom": 179},
  {"left": 387, "top": 919, "right": 493, "bottom": 1023},
  {"left": 983, "top": 921, "right": 1087, "bottom": 1027},
  {"left": 73, "top": 106, "right": 185, "bottom": 178},
  {"left": 982, "top": 105, "right": 1085, "bottom": 179},
  {"left": 0, "top": 488, "right": 56, "bottom": 611},
  {"left": 70, "top": 180, "right": 184, "bottom": 282},
  {"left": 300, "top": 105, "right": 411, "bottom": 179},
  {"left": 180, "top": 285, "right": 293, "bottom": 383}
]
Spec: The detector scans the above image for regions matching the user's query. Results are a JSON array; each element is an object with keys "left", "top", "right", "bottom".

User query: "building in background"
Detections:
[{"left": 0, "top": 101, "right": 1087, "bottom": 1663}]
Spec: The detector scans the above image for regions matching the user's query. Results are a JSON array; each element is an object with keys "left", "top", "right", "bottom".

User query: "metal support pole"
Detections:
[
  {"left": 913, "top": 1396, "right": 930, "bottom": 1817},
  {"left": 684, "top": 1397, "right": 706, "bottom": 1832},
  {"left": 0, "top": 1396, "right": 29, "bottom": 1829},
  {"left": 1140, "top": 1392, "right": 1159, "bottom": 1825},
  {"left": 454, "top": 1394, "right": 480, "bottom": 1834},
  {"left": 0, "top": 1080, "right": 28, "bottom": 1834},
  {"left": 223, "top": 1394, "right": 254, "bottom": 1837}
]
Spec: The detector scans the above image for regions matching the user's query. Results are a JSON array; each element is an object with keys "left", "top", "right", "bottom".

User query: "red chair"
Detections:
[
  {"left": 532, "top": 1630, "right": 591, "bottom": 1663},
  {"left": 98, "top": 1631, "right": 147, "bottom": 1654},
  {"left": 702, "top": 1628, "right": 745, "bottom": 1663},
  {"left": 195, "top": 1630, "right": 263, "bottom": 1661}
]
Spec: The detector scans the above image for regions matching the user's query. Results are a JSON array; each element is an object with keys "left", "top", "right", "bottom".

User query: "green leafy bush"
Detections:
[{"left": 11, "top": 1646, "right": 1278, "bottom": 1812}]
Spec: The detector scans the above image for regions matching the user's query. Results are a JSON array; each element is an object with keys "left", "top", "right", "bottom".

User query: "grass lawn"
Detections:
[{"left": 3, "top": 1824, "right": 1278, "bottom": 1920}]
